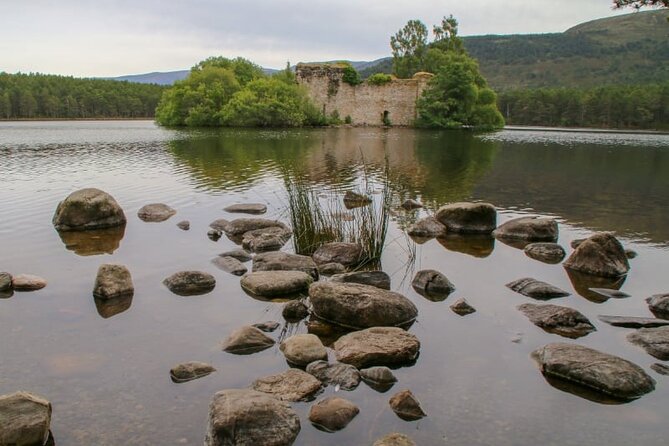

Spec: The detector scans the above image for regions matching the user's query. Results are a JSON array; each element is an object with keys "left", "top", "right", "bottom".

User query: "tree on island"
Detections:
[{"left": 391, "top": 16, "right": 504, "bottom": 130}]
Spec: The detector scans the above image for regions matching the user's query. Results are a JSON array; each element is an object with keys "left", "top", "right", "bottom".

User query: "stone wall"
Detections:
[{"left": 296, "top": 63, "right": 433, "bottom": 127}]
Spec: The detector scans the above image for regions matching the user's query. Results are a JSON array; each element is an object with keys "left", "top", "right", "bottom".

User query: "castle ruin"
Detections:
[{"left": 296, "top": 63, "right": 433, "bottom": 127}]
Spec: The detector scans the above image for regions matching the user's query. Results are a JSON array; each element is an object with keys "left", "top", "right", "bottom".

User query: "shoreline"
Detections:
[
  {"left": 504, "top": 125, "right": 669, "bottom": 136},
  {"left": 0, "top": 117, "right": 155, "bottom": 122}
]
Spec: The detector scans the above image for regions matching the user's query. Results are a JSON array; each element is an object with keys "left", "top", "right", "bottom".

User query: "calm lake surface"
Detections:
[{"left": 1, "top": 120, "right": 669, "bottom": 445}]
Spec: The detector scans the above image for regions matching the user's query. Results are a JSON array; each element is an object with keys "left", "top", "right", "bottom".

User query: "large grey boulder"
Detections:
[
  {"left": 389, "top": 389, "right": 426, "bottom": 421},
  {"left": 280, "top": 334, "right": 328, "bottom": 366},
  {"left": 334, "top": 327, "right": 420, "bottom": 368},
  {"left": 305, "top": 361, "right": 360, "bottom": 390},
  {"left": 628, "top": 326, "right": 669, "bottom": 360},
  {"left": 318, "top": 262, "right": 346, "bottom": 276},
  {"left": 411, "top": 270, "right": 455, "bottom": 301},
  {"left": 532, "top": 343, "right": 655, "bottom": 400},
  {"left": 564, "top": 232, "right": 630, "bottom": 278},
  {"left": 524, "top": 243, "right": 566, "bottom": 264},
  {"left": 223, "top": 218, "right": 289, "bottom": 237},
  {"left": 212, "top": 256, "right": 247, "bottom": 276},
  {"left": 222, "top": 326, "right": 275, "bottom": 354},
  {"left": 406, "top": 216, "right": 447, "bottom": 239},
  {"left": 253, "top": 252, "right": 319, "bottom": 280},
  {"left": 241, "top": 271, "right": 313, "bottom": 298},
  {"left": 493, "top": 216, "right": 558, "bottom": 242},
  {"left": 205, "top": 389, "right": 300, "bottom": 446},
  {"left": 137, "top": 203, "right": 176, "bottom": 222},
  {"left": 647, "top": 293, "right": 669, "bottom": 319},
  {"left": 506, "top": 278, "right": 570, "bottom": 300},
  {"left": 170, "top": 362, "right": 216, "bottom": 383},
  {"left": 241, "top": 226, "right": 292, "bottom": 253},
  {"left": 163, "top": 271, "right": 215, "bottom": 296},
  {"left": 312, "top": 242, "right": 363, "bottom": 267},
  {"left": 252, "top": 368, "right": 322, "bottom": 402},
  {"left": 12, "top": 274, "right": 47, "bottom": 292},
  {"left": 224, "top": 203, "right": 267, "bottom": 215},
  {"left": 309, "top": 282, "right": 417, "bottom": 329},
  {"left": 308, "top": 396, "right": 359, "bottom": 432},
  {"left": 0, "top": 391, "right": 52, "bottom": 446},
  {"left": 219, "top": 249, "right": 253, "bottom": 263},
  {"left": 518, "top": 303, "right": 595, "bottom": 339},
  {"left": 435, "top": 202, "right": 496, "bottom": 234},
  {"left": 330, "top": 271, "right": 390, "bottom": 290},
  {"left": 93, "top": 264, "right": 133, "bottom": 299},
  {"left": 53, "top": 188, "right": 126, "bottom": 231}
]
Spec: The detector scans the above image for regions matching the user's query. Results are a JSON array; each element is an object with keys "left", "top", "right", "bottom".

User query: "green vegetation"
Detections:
[
  {"left": 0, "top": 72, "right": 164, "bottom": 119},
  {"left": 155, "top": 57, "right": 322, "bottom": 127},
  {"left": 499, "top": 82, "right": 669, "bottom": 130},
  {"left": 342, "top": 64, "right": 362, "bottom": 86},
  {"left": 367, "top": 73, "right": 392, "bottom": 86},
  {"left": 391, "top": 16, "right": 504, "bottom": 130}
]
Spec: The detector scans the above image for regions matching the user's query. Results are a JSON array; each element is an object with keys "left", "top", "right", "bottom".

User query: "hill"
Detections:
[{"left": 109, "top": 70, "right": 189, "bottom": 85}]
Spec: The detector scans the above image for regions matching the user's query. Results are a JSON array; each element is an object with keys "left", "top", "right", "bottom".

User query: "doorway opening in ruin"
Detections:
[{"left": 382, "top": 110, "right": 391, "bottom": 126}]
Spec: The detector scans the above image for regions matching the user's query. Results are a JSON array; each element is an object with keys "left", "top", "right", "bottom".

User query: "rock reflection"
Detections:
[
  {"left": 57, "top": 225, "right": 125, "bottom": 256},
  {"left": 542, "top": 374, "right": 631, "bottom": 405},
  {"left": 94, "top": 294, "right": 133, "bottom": 319},
  {"left": 565, "top": 268, "right": 626, "bottom": 303},
  {"left": 0, "top": 290, "right": 13, "bottom": 299},
  {"left": 437, "top": 234, "right": 495, "bottom": 258}
]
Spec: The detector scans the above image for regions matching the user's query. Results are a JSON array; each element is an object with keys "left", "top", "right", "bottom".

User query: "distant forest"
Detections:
[
  {"left": 498, "top": 83, "right": 669, "bottom": 130},
  {"left": 0, "top": 72, "right": 165, "bottom": 119}
]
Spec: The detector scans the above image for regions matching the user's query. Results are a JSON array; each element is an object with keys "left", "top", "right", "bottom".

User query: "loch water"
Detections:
[{"left": 1, "top": 120, "right": 669, "bottom": 445}]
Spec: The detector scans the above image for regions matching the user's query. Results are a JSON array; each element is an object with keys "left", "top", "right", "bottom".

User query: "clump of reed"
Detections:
[{"left": 284, "top": 163, "right": 390, "bottom": 268}]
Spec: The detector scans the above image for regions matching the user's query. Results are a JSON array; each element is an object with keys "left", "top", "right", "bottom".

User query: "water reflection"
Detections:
[
  {"left": 56, "top": 225, "right": 126, "bottom": 256},
  {"left": 94, "top": 294, "right": 133, "bottom": 319},
  {"left": 565, "top": 268, "right": 627, "bottom": 303},
  {"left": 437, "top": 234, "right": 496, "bottom": 258},
  {"left": 542, "top": 375, "right": 632, "bottom": 405}
]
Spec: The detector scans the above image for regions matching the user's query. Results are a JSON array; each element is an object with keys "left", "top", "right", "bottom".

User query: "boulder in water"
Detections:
[
  {"left": 53, "top": 188, "right": 126, "bottom": 231},
  {"left": 563, "top": 232, "right": 629, "bottom": 278},
  {"left": 334, "top": 327, "right": 420, "bottom": 368},
  {"left": 493, "top": 216, "right": 558, "bottom": 242},
  {"left": 137, "top": 203, "right": 176, "bottom": 222},
  {"left": 435, "top": 202, "right": 496, "bottom": 234},
  {"left": 0, "top": 391, "right": 52, "bottom": 446},
  {"left": 308, "top": 396, "right": 359, "bottom": 432},
  {"left": 93, "top": 264, "right": 133, "bottom": 300},
  {"left": 163, "top": 271, "right": 215, "bottom": 296}
]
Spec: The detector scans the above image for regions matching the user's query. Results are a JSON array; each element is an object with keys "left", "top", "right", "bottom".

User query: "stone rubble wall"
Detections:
[{"left": 296, "top": 64, "right": 432, "bottom": 127}]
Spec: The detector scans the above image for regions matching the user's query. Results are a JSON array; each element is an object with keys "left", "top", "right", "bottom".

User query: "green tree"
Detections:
[{"left": 390, "top": 20, "right": 429, "bottom": 78}]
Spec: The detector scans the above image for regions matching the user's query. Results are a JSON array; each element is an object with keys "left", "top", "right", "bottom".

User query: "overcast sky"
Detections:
[{"left": 0, "top": 0, "right": 636, "bottom": 77}]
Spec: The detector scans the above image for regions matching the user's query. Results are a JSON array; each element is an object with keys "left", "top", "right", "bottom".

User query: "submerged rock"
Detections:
[
  {"left": 564, "top": 232, "right": 629, "bottom": 278},
  {"left": 280, "top": 334, "right": 328, "bottom": 366},
  {"left": 305, "top": 361, "right": 361, "bottom": 390},
  {"left": 411, "top": 270, "right": 455, "bottom": 301},
  {"left": 224, "top": 203, "right": 267, "bottom": 215},
  {"left": 532, "top": 343, "right": 655, "bottom": 400},
  {"left": 330, "top": 270, "right": 390, "bottom": 290},
  {"left": 170, "top": 361, "right": 216, "bottom": 383},
  {"left": 389, "top": 390, "right": 426, "bottom": 421},
  {"left": 223, "top": 218, "right": 289, "bottom": 237},
  {"left": 282, "top": 300, "right": 309, "bottom": 322},
  {"left": 205, "top": 389, "right": 300, "bottom": 446},
  {"left": 163, "top": 271, "right": 215, "bottom": 296},
  {"left": 241, "top": 271, "right": 313, "bottom": 298},
  {"left": 493, "top": 216, "right": 558, "bottom": 242},
  {"left": 93, "top": 264, "right": 133, "bottom": 300},
  {"left": 343, "top": 191, "right": 372, "bottom": 209},
  {"left": 176, "top": 220, "right": 190, "bottom": 230},
  {"left": 435, "top": 202, "right": 497, "bottom": 234},
  {"left": 52, "top": 188, "right": 126, "bottom": 231},
  {"left": 252, "top": 368, "right": 322, "bottom": 402},
  {"left": 310, "top": 282, "right": 417, "bottom": 329},
  {"left": 0, "top": 272, "right": 13, "bottom": 292},
  {"left": 401, "top": 199, "right": 423, "bottom": 210},
  {"left": 334, "top": 327, "right": 420, "bottom": 368},
  {"left": 211, "top": 256, "right": 247, "bottom": 276},
  {"left": 219, "top": 249, "right": 253, "bottom": 262},
  {"left": 627, "top": 326, "right": 669, "bottom": 360},
  {"left": 252, "top": 321, "right": 280, "bottom": 332},
  {"left": 318, "top": 262, "right": 346, "bottom": 276},
  {"left": 207, "top": 229, "right": 222, "bottom": 241},
  {"left": 647, "top": 293, "right": 669, "bottom": 319},
  {"left": 0, "top": 391, "right": 52, "bottom": 446},
  {"left": 360, "top": 366, "right": 397, "bottom": 392},
  {"left": 588, "top": 288, "right": 630, "bottom": 299},
  {"left": 312, "top": 242, "right": 363, "bottom": 267},
  {"left": 506, "top": 278, "right": 570, "bottom": 300},
  {"left": 137, "top": 203, "right": 176, "bottom": 222},
  {"left": 12, "top": 274, "right": 47, "bottom": 291},
  {"left": 222, "top": 326, "right": 275, "bottom": 355},
  {"left": 518, "top": 303, "right": 595, "bottom": 339},
  {"left": 241, "top": 226, "right": 291, "bottom": 252},
  {"left": 598, "top": 315, "right": 669, "bottom": 328},
  {"left": 253, "top": 252, "right": 319, "bottom": 280},
  {"left": 450, "top": 298, "right": 476, "bottom": 316},
  {"left": 373, "top": 433, "right": 416, "bottom": 446},
  {"left": 309, "top": 396, "right": 359, "bottom": 432},
  {"left": 625, "top": 249, "right": 638, "bottom": 259},
  {"left": 651, "top": 363, "right": 669, "bottom": 376},
  {"left": 523, "top": 242, "right": 566, "bottom": 264},
  {"left": 209, "top": 218, "right": 229, "bottom": 232},
  {"left": 406, "top": 216, "right": 447, "bottom": 239}
]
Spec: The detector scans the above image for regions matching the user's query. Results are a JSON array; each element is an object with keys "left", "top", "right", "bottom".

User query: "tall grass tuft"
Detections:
[{"left": 284, "top": 161, "right": 390, "bottom": 267}]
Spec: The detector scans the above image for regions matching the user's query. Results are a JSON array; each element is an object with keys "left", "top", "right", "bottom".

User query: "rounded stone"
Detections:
[
  {"left": 137, "top": 203, "right": 176, "bottom": 222},
  {"left": 224, "top": 203, "right": 267, "bottom": 215},
  {"left": 222, "top": 326, "right": 275, "bottom": 354},
  {"left": 334, "top": 327, "right": 420, "bottom": 368},
  {"left": 252, "top": 252, "right": 319, "bottom": 280},
  {"left": 389, "top": 389, "right": 426, "bottom": 421},
  {"left": 435, "top": 202, "right": 497, "bottom": 234},
  {"left": 163, "top": 271, "right": 215, "bottom": 296},
  {"left": 241, "top": 271, "right": 313, "bottom": 298},
  {"left": 52, "top": 188, "right": 126, "bottom": 231},
  {"left": 252, "top": 368, "right": 322, "bottom": 402},
  {"left": 280, "top": 334, "right": 328, "bottom": 366},
  {"left": 93, "top": 264, "right": 134, "bottom": 300},
  {"left": 308, "top": 396, "right": 359, "bottom": 432},
  {"left": 0, "top": 272, "right": 13, "bottom": 292},
  {"left": 411, "top": 270, "right": 455, "bottom": 301},
  {"left": 170, "top": 362, "right": 216, "bottom": 383},
  {"left": 564, "top": 232, "right": 630, "bottom": 278},
  {"left": 524, "top": 242, "right": 566, "bottom": 264},
  {"left": 330, "top": 271, "right": 391, "bottom": 290},
  {"left": 305, "top": 360, "right": 361, "bottom": 390},
  {"left": 12, "top": 274, "right": 47, "bottom": 291},
  {"left": 282, "top": 300, "right": 309, "bottom": 322},
  {"left": 312, "top": 242, "right": 363, "bottom": 267},
  {"left": 0, "top": 391, "right": 52, "bottom": 446},
  {"left": 493, "top": 216, "right": 558, "bottom": 242}
]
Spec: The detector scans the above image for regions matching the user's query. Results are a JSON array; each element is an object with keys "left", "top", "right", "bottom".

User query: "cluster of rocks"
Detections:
[{"left": 0, "top": 272, "right": 47, "bottom": 298}]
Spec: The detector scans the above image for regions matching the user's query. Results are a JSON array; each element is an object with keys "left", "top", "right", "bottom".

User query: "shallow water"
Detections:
[{"left": 1, "top": 121, "right": 669, "bottom": 445}]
